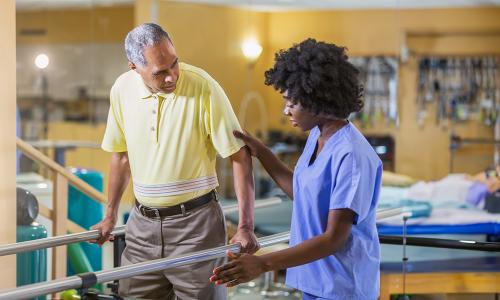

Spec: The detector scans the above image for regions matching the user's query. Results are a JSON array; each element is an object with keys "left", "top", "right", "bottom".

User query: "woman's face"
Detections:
[{"left": 282, "top": 91, "right": 318, "bottom": 131}]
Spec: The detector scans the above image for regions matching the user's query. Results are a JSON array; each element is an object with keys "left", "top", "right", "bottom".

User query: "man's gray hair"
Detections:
[{"left": 125, "top": 23, "right": 171, "bottom": 67}]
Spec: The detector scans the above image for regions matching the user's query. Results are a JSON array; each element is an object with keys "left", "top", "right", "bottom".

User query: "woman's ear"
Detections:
[{"left": 128, "top": 61, "right": 136, "bottom": 70}]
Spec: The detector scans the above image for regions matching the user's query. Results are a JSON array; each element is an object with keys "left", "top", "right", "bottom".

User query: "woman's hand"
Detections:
[
  {"left": 210, "top": 252, "right": 269, "bottom": 287},
  {"left": 233, "top": 130, "right": 265, "bottom": 158}
]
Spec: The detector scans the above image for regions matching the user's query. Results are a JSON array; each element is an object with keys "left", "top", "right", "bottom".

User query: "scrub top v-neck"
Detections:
[{"left": 286, "top": 122, "right": 383, "bottom": 300}]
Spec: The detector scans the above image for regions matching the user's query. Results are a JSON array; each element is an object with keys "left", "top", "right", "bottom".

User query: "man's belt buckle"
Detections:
[
  {"left": 138, "top": 205, "right": 147, "bottom": 217},
  {"left": 139, "top": 205, "right": 160, "bottom": 218},
  {"left": 180, "top": 203, "right": 187, "bottom": 217}
]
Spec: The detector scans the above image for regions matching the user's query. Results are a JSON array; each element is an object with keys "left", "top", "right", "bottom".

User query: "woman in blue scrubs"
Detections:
[{"left": 210, "top": 38, "right": 383, "bottom": 300}]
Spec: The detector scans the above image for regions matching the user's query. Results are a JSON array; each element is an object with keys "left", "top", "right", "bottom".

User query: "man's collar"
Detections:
[
  {"left": 140, "top": 92, "right": 171, "bottom": 100},
  {"left": 133, "top": 71, "right": 154, "bottom": 100},
  {"left": 139, "top": 82, "right": 172, "bottom": 100},
  {"left": 137, "top": 70, "right": 182, "bottom": 100}
]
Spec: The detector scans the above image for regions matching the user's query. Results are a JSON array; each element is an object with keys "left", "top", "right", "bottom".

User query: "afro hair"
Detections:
[{"left": 264, "top": 38, "right": 363, "bottom": 119}]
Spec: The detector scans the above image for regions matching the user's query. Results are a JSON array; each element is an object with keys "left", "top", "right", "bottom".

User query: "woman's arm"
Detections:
[
  {"left": 234, "top": 130, "right": 293, "bottom": 199},
  {"left": 210, "top": 208, "right": 355, "bottom": 286}
]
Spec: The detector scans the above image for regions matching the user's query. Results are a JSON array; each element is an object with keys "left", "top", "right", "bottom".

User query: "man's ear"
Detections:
[{"left": 128, "top": 61, "right": 136, "bottom": 70}]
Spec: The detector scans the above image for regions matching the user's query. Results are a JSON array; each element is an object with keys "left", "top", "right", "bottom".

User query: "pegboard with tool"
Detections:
[
  {"left": 416, "top": 56, "right": 499, "bottom": 128},
  {"left": 350, "top": 56, "right": 399, "bottom": 128}
]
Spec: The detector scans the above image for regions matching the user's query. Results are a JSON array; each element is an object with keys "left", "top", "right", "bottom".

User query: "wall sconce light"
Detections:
[
  {"left": 35, "top": 53, "right": 49, "bottom": 69},
  {"left": 241, "top": 38, "right": 262, "bottom": 67}
]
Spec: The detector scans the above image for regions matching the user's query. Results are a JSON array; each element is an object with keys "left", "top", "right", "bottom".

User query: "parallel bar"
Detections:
[
  {"left": 0, "top": 226, "right": 125, "bottom": 256},
  {"left": 258, "top": 232, "right": 290, "bottom": 248},
  {"left": 0, "top": 197, "right": 283, "bottom": 256},
  {"left": 5, "top": 232, "right": 499, "bottom": 300},
  {"left": 376, "top": 207, "right": 410, "bottom": 219},
  {"left": 0, "top": 208, "right": 407, "bottom": 298},
  {"left": 222, "top": 197, "right": 282, "bottom": 214},
  {"left": 0, "top": 232, "right": 292, "bottom": 300},
  {"left": 0, "top": 206, "right": 404, "bottom": 256},
  {"left": 95, "top": 243, "right": 240, "bottom": 284},
  {"left": 0, "top": 277, "right": 82, "bottom": 300},
  {"left": 379, "top": 235, "right": 500, "bottom": 252}
]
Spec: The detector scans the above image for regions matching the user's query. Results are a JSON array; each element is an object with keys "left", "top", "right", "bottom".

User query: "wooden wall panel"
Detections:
[{"left": 0, "top": 0, "right": 18, "bottom": 289}]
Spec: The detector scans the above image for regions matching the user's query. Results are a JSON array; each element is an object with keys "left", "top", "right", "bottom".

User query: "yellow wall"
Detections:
[
  {"left": 0, "top": 0, "right": 17, "bottom": 288},
  {"left": 33, "top": 5, "right": 500, "bottom": 186},
  {"left": 265, "top": 8, "right": 500, "bottom": 179},
  {"left": 17, "top": 5, "right": 134, "bottom": 44},
  {"left": 267, "top": 8, "right": 500, "bottom": 56}
]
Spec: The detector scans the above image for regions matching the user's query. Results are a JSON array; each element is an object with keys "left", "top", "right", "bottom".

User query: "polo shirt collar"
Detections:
[
  {"left": 137, "top": 66, "right": 184, "bottom": 100},
  {"left": 139, "top": 81, "right": 171, "bottom": 100},
  {"left": 141, "top": 92, "right": 170, "bottom": 100}
]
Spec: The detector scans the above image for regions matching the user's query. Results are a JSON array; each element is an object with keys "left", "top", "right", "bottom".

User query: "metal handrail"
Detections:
[
  {"left": 0, "top": 226, "right": 126, "bottom": 257},
  {"left": 0, "top": 205, "right": 403, "bottom": 256},
  {"left": 0, "top": 206, "right": 403, "bottom": 256},
  {"left": 376, "top": 207, "right": 408, "bottom": 219},
  {"left": 0, "top": 197, "right": 284, "bottom": 256},
  {"left": 0, "top": 207, "right": 408, "bottom": 298},
  {"left": 222, "top": 197, "right": 282, "bottom": 214},
  {"left": 3, "top": 230, "right": 499, "bottom": 299},
  {"left": 379, "top": 235, "right": 500, "bottom": 252},
  {"left": 0, "top": 232, "right": 290, "bottom": 300}
]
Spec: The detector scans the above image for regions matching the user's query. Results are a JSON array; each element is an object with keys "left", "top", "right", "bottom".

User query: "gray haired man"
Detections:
[{"left": 92, "top": 23, "right": 258, "bottom": 299}]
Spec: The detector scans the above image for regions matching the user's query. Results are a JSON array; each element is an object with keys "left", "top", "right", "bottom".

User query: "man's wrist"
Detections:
[
  {"left": 104, "top": 211, "right": 118, "bottom": 220},
  {"left": 237, "top": 224, "right": 254, "bottom": 231}
]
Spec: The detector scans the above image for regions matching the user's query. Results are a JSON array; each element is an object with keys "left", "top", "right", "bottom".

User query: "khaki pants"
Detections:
[{"left": 118, "top": 199, "right": 227, "bottom": 300}]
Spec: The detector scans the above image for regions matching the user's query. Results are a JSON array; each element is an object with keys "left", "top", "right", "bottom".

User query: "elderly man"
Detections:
[{"left": 92, "top": 23, "right": 258, "bottom": 300}]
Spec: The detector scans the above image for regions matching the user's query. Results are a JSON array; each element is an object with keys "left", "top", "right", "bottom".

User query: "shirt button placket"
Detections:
[{"left": 151, "top": 96, "right": 158, "bottom": 143}]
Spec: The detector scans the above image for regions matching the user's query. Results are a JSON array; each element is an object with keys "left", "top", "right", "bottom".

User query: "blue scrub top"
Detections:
[{"left": 286, "top": 123, "right": 382, "bottom": 300}]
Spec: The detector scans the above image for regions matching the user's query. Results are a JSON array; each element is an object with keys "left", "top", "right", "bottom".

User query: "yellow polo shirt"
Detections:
[{"left": 102, "top": 62, "right": 244, "bottom": 207}]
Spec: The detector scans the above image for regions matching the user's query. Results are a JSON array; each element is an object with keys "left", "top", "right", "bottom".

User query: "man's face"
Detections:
[{"left": 131, "top": 38, "right": 180, "bottom": 94}]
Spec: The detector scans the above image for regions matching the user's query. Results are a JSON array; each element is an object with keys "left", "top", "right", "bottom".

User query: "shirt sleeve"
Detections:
[
  {"left": 329, "top": 152, "right": 377, "bottom": 225},
  {"left": 101, "top": 84, "right": 127, "bottom": 152},
  {"left": 203, "top": 80, "right": 245, "bottom": 158}
]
